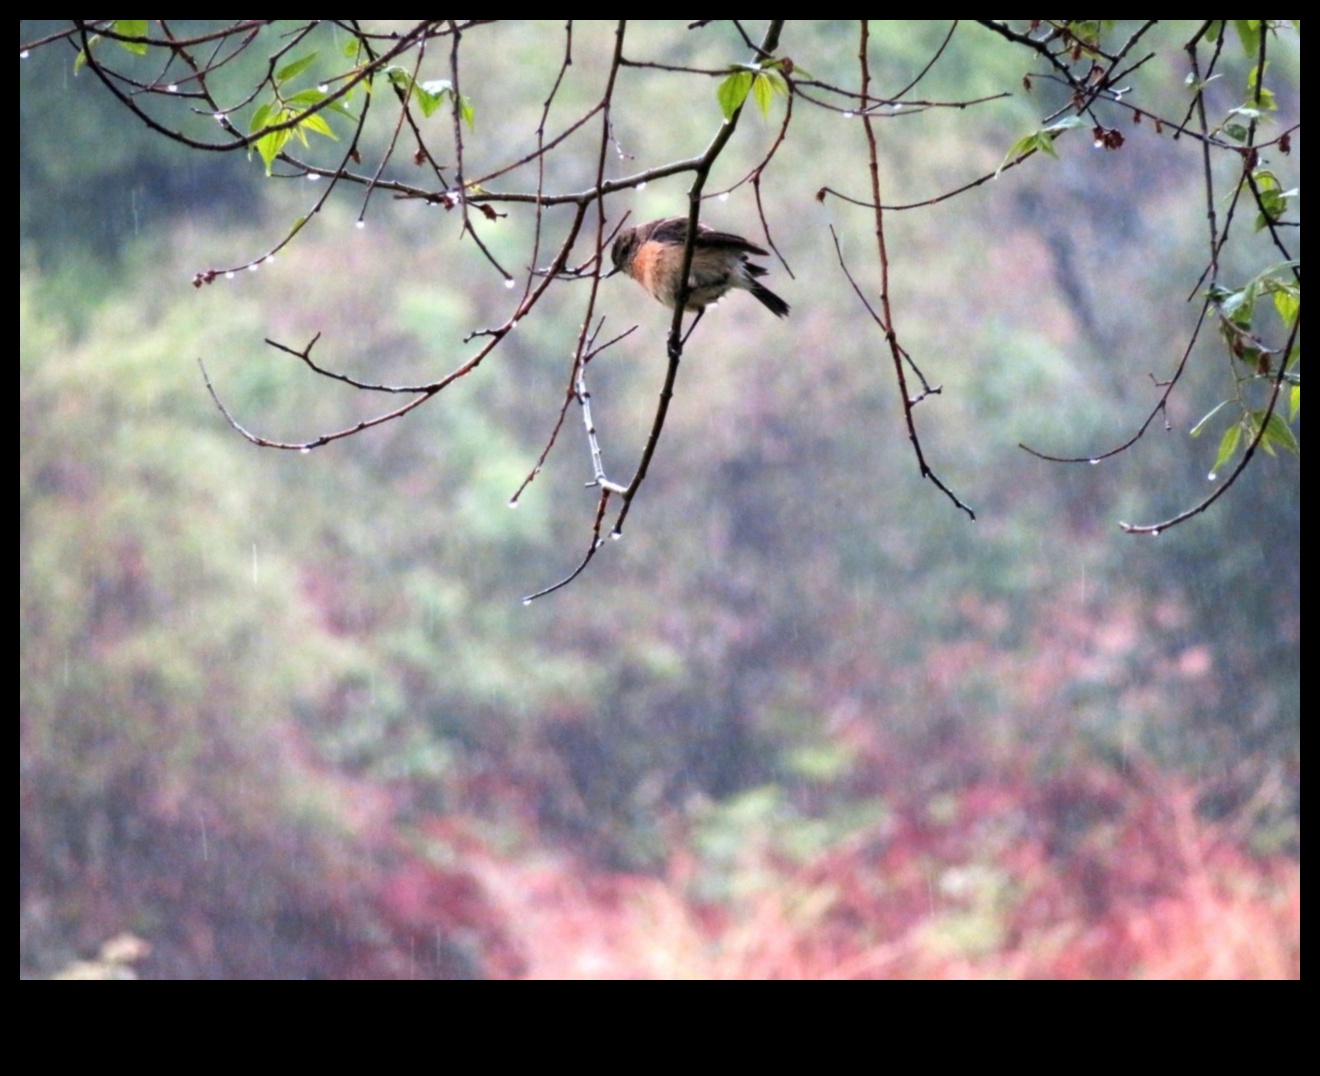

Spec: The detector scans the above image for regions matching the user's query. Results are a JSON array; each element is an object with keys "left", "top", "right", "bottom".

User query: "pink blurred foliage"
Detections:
[{"left": 454, "top": 764, "right": 1298, "bottom": 980}]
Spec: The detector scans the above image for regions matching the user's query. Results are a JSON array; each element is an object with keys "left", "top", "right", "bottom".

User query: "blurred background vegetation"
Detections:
[{"left": 20, "top": 21, "right": 1298, "bottom": 979}]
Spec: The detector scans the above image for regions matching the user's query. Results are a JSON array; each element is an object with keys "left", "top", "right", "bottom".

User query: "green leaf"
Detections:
[
  {"left": 286, "top": 88, "right": 327, "bottom": 108},
  {"left": 1234, "top": 20, "right": 1262, "bottom": 58},
  {"left": 1240, "top": 61, "right": 1272, "bottom": 109},
  {"left": 1289, "top": 385, "right": 1300, "bottom": 421},
  {"left": 414, "top": 80, "right": 446, "bottom": 118},
  {"left": 249, "top": 102, "right": 273, "bottom": 133},
  {"left": 1243, "top": 259, "right": 1300, "bottom": 294},
  {"left": 255, "top": 109, "right": 296, "bottom": 175},
  {"left": 1273, "top": 289, "right": 1300, "bottom": 329},
  {"left": 276, "top": 52, "right": 319, "bottom": 85},
  {"left": 1185, "top": 71, "right": 1222, "bottom": 93},
  {"left": 1256, "top": 410, "right": 1299, "bottom": 456},
  {"left": 1046, "top": 116, "right": 1086, "bottom": 133},
  {"left": 717, "top": 70, "right": 754, "bottom": 119},
  {"left": 255, "top": 132, "right": 289, "bottom": 174},
  {"left": 997, "top": 134, "right": 1049, "bottom": 174},
  {"left": 113, "top": 20, "right": 148, "bottom": 56},
  {"left": 1256, "top": 190, "right": 1288, "bottom": 230},
  {"left": 1212, "top": 424, "right": 1242, "bottom": 473},
  {"left": 73, "top": 34, "right": 100, "bottom": 74},
  {"left": 418, "top": 89, "right": 445, "bottom": 117},
  {"left": 995, "top": 119, "right": 1084, "bottom": 177},
  {"left": 298, "top": 111, "right": 338, "bottom": 141},
  {"left": 1190, "top": 400, "right": 1229, "bottom": 438},
  {"left": 751, "top": 68, "right": 789, "bottom": 117},
  {"left": 375, "top": 74, "right": 474, "bottom": 127},
  {"left": 1252, "top": 176, "right": 1296, "bottom": 231},
  {"left": 1216, "top": 284, "right": 1253, "bottom": 324}
]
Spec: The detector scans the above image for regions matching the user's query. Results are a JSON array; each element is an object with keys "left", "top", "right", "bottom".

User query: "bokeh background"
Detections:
[{"left": 21, "top": 21, "right": 1299, "bottom": 979}]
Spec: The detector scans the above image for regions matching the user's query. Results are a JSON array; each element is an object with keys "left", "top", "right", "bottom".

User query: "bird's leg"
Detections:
[{"left": 679, "top": 307, "right": 705, "bottom": 347}]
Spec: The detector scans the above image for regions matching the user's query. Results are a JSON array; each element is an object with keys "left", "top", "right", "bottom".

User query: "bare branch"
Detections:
[{"left": 26, "top": 20, "right": 1294, "bottom": 598}]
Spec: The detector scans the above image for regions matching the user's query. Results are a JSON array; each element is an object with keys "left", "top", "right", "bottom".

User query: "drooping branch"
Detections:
[{"left": 849, "top": 21, "right": 973, "bottom": 520}]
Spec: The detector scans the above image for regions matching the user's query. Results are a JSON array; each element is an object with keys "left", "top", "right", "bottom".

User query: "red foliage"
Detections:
[{"left": 468, "top": 765, "right": 1299, "bottom": 980}]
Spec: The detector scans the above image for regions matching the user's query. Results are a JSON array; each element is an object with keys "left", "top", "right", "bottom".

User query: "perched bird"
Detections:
[{"left": 610, "top": 217, "right": 790, "bottom": 327}]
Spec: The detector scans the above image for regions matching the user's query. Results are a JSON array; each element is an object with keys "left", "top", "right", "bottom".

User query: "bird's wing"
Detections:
[
  {"left": 698, "top": 230, "right": 769, "bottom": 256},
  {"left": 649, "top": 217, "right": 769, "bottom": 257}
]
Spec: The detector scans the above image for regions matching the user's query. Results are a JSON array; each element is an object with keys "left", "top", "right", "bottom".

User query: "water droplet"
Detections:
[
  {"left": 224, "top": 270, "right": 235, "bottom": 280},
  {"left": 355, "top": 219, "right": 366, "bottom": 230},
  {"left": 718, "top": 192, "right": 729, "bottom": 202},
  {"left": 503, "top": 277, "right": 516, "bottom": 288},
  {"left": 892, "top": 102, "right": 904, "bottom": 111},
  {"left": 247, "top": 263, "right": 259, "bottom": 272},
  {"left": 634, "top": 181, "right": 647, "bottom": 191},
  {"left": 507, "top": 498, "right": 519, "bottom": 509},
  {"left": 20, "top": 50, "right": 30, "bottom": 59},
  {"left": 264, "top": 254, "right": 275, "bottom": 264},
  {"left": 1151, "top": 529, "right": 1161, "bottom": 537},
  {"left": 1089, "top": 458, "right": 1100, "bottom": 465},
  {"left": 307, "top": 173, "right": 321, "bottom": 182},
  {"left": 521, "top": 597, "right": 534, "bottom": 607},
  {"left": 610, "top": 531, "right": 622, "bottom": 541},
  {"left": 1207, "top": 471, "right": 1217, "bottom": 481},
  {"left": 317, "top": 84, "right": 329, "bottom": 93},
  {"left": 213, "top": 113, "right": 229, "bottom": 126},
  {"left": 842, "top": 111, "right": 855, "bottom": 119},
  {"left": 167, "top": 84, "right": 179, "bottom": 93},
  {"left": 299, "top": 446, "right": 312, "bottom": 455}
]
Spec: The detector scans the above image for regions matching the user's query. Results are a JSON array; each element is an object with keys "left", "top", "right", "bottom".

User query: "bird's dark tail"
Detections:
[{"left": 750, "top": 280, "right": 790, "bottom": 318}]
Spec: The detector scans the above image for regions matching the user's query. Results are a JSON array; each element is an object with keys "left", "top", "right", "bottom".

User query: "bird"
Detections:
[{"left": 610, "top": 217, "right": 790, "bottom": 330}]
